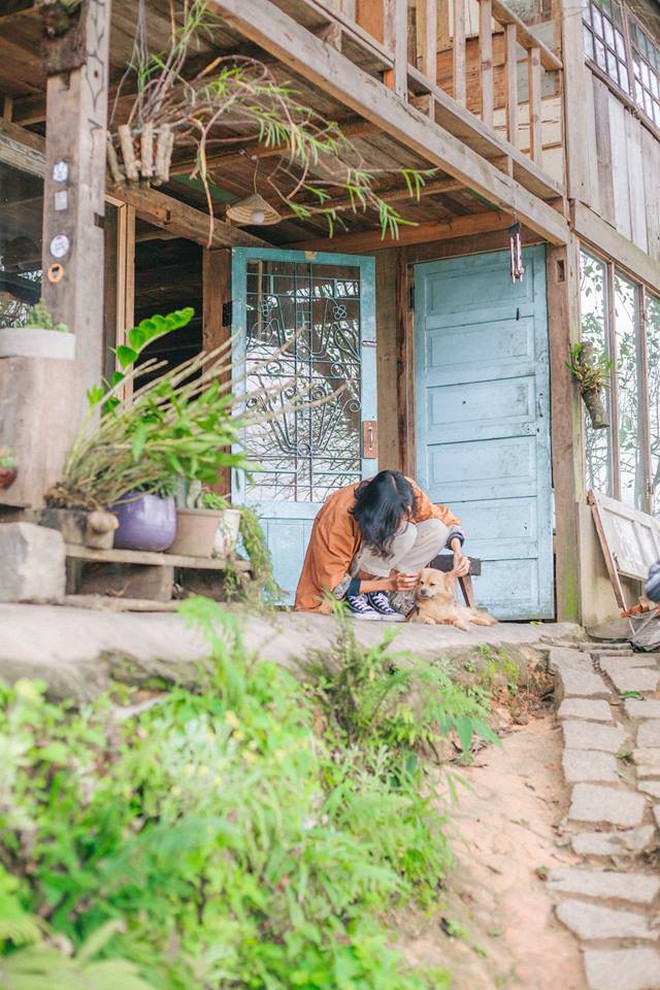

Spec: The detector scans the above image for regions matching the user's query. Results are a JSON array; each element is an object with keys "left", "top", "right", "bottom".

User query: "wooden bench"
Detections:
[
  {"left": 65, "top": 544, "right": 251, "bottom": 602},
  {"left": 428, "top": 554, "right": 481, "bottom": 609}
]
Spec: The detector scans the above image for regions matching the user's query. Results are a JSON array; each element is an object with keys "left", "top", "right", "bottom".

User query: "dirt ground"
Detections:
[{"left": 399, "top": 715, "right": 588, "bottom": 990}]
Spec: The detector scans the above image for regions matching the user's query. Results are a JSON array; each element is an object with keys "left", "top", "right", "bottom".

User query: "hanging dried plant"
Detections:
[{"left": 107, "top": 0, "right": 435, "bottom": 243}]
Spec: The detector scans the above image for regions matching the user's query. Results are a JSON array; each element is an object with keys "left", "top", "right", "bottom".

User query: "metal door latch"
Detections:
[{"left": 362, "top": 420, "right": 378, "bottom": 458}]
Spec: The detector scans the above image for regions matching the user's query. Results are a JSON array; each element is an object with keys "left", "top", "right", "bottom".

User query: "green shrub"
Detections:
[{"left": 0, "top": 599, "right": 489, "bottom": 988}]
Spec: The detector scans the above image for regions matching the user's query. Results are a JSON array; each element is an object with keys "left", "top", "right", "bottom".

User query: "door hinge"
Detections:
[
  {"left": 222, "top": 301, "right": 233, "bottom": 326},
  {"left": 408, "top": 283, "right": 415, "bottom": 311}
]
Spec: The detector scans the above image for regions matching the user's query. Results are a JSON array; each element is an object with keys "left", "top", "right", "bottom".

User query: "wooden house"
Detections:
[{"left": 0, "top": 0, "right": 658, "bottom": 623}]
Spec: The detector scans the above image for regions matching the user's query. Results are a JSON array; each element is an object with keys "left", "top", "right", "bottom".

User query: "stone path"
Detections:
[{"left": 549, "top": 642, "right": 660, "bottom": 990}]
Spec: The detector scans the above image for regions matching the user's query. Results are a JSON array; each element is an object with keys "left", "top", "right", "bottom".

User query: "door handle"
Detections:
[
  {"left": 537, "top": 392, "right": 544, "bottom": 418},
  {"left": 362, "top": 420, "right": 378, "bottom": 458}
]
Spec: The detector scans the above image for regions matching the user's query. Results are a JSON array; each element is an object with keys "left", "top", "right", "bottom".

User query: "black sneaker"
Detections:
[
  {"left": 345, "top": 593, "right": 382, "bottom": 621},
  {"left": 365, "top": 591, "right": 406, "bottom": 622}
]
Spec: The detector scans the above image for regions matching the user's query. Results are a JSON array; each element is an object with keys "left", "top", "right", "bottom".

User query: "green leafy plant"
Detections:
[
  {"left": 306, "top": 606, "right": 497, "bottom": 765},
  {"left": 0, "top": 601, "right": 462, "bottom": 989},
  {"left": 567, "top": 341, "right": 612, "bottom": 393},
  {"left": 200, "top": 490, "right": 229, "bottom": 510},
  {"left": 23, "top": 299, "right": 69, "bottom": 333},
  {"left": 0, "top": 447, "right": 16, "bottom": 469}
]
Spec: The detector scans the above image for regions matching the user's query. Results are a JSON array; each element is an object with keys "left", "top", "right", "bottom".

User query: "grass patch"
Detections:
[{"left": 0, "top": 598, "right": 497, "bottom": 989}]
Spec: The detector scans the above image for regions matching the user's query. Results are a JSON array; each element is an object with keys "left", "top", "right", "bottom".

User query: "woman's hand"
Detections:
[
  {"left": 452, "top": 552, "right": 470, "bottom": 578},
  {"left": 391, "top": 571, "right": 419, "bottom": 591}
]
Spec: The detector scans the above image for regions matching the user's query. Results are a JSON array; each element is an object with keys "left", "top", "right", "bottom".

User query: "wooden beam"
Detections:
[
  {"left": 210, "top": 0, "right": 569, "bottom": 245},
  {"left": 417, "top": 0, "right": 438, "bottom": 86},
  {"left": 560, "top": 0, "right": 590, "bottom": 204},
  {"left": 490, "top": 0, "right": 562, "bottom": 71},
  {"left": 396, "top": 252, "right": 416, "bottom": 476},
  {"left": 547, "top": 237, "right": 584, "bottom": 622},
  {"left": 203, "top": 248, "right": 232, "bottom": 496},
  {"left": 108, "top": 183, "right": 268, "bottom": 249},
  {"left": 479, "top": 0, "right": 494, "bottom": 129},
  {"left": 383, "top": 0, "right": 408, "bottom": 99},
  {"left": 453, "top": 0, "right": 467, "bottom": 107},
  {"left": 505, "top": 23, "right": 519, "bottom": 147},
  {"left": 41, "top": 0, "right": 112, "bottom": 402},
  {"left": 289, "top": 210, "right": 511, "bottom": 252},
  {"left": 572, "top": 202, "right": 660, "bottom": 295},
  {"left": 528, "top": 46, "right": 543, "bottom": 166}
]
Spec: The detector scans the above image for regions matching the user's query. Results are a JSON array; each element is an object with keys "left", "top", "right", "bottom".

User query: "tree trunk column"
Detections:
[{"left": 40, "top": 0, "right": 112, "bottom": 403}]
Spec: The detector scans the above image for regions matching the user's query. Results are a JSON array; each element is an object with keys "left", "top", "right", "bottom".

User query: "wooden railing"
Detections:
[{"left": 317, "top": 0, "right": 563, "bottom": 176}]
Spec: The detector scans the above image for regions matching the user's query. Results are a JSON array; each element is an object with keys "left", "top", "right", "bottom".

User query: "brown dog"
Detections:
[{"left": 407, "top": 567, "right": 498, "bottom": 631}]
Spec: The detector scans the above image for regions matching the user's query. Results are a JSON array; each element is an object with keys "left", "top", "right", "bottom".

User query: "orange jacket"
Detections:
[{"left": 294, "top": 479, "right": 460, "bottom": 613}]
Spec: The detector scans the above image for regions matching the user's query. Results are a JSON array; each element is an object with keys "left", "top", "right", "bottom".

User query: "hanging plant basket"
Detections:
[
  {"left": 581, "top": 386, "right": 610, "bottom": 430},
  {"left": 106, "top": 123, "right": 175, "bottom": 187}
]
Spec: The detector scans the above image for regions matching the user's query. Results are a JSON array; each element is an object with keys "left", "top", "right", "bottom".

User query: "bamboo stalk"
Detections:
[
  {"left": 117, "top": 124, "right": 139, "bottom": 182},
  {"left": 140, "top": 120, "right": 154, "bottom": 180},
  {"left": 106, "top": 135, "right": 125, "bottom": 184}
]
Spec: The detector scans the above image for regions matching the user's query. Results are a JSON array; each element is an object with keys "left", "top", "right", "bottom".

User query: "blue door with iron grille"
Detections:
[
  {"left": 232, "top": 248, "right": 377, "bottom": 603},
  {"left": 415, "top": 247, "right": 553, "bottom": 619}
]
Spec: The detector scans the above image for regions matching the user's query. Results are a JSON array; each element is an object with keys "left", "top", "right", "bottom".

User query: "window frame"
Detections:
[
  {"left": 582, "top": 0, "right": 660, "bottom": 137},
  {"left": 580, "top": 244, "right": 660, "bottom": 514}
]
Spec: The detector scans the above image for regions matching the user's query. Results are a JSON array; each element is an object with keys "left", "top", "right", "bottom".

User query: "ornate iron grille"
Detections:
[{"left": 243, "top": 259, "right": 362, "bottom": 502}]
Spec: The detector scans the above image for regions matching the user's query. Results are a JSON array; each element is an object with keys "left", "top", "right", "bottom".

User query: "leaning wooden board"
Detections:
[{"left": 588, "top": 490, "right": 660, "bottom": 611}]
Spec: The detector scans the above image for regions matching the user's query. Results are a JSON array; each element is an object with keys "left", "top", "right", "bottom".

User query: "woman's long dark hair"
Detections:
[{"left": 350, "top": 470, "right": 418, "bottom": 558}]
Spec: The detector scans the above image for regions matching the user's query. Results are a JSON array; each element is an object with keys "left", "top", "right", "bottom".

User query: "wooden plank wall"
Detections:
[{"left": 579, "top": 71, "right": 660, "bottom": 262}]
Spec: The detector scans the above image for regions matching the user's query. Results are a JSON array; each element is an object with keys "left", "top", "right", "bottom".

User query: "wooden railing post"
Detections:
[
  {"left": 383, "top": 0, "right": 408, "bottom": 99},
  {"left": 528, "top": 45, "right": 542, "bottom": 164},
  {"left": 505, "top": 22, "right": 519, "bottom": 147},
  {"left": 416, "top": 0, "right": 437, "bottom": 86},
  {"left": 478, "top": 0, "right": 494, "bottom": 128},
  {"left": 452, "top": 0, "right": 466, "bottom": 106}
]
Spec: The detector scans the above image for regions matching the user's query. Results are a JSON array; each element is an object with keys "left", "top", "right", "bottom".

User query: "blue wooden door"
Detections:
[
  {"left": 232, "top": 249, "right": 377, "bottom": 603},
  {"left": 414, "top": 247, "right": 553, "bottom": 619}
]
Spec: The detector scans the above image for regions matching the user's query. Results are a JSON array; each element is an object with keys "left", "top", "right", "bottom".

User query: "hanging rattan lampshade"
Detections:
[{"left": 226, "top": 193, "right": 282, "bottom": 226}]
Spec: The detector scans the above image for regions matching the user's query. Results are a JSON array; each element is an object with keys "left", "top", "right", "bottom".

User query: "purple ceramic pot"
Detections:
[{"left": 112, "top": 493, "right": 177, "bottom": 552}]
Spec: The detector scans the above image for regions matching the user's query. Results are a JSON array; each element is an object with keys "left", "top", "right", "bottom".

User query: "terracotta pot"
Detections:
[
  {"left": 112, "top": 494, "right": 177, "bottom": 552},
  {"left": 167, "top": 508, "right": 224, "bottom": 558},
  {"left": 0, "top": 466, "right": 17, "bottom": 489},
  {"left": 582, "top": 387, "right": 609, "bottom": 430}
]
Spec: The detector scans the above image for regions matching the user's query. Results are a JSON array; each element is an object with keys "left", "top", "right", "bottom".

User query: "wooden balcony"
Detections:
[{"left": 264, "top": 0, "right": 565, "bottom": 198}]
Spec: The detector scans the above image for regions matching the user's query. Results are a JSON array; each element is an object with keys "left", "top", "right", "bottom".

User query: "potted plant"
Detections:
[
  {"left": 167, "top": 484, "right": 241, "bottom": 559},
  {"left": 567, "top": 341, "right": 612, "bottom": 430},
  {"left": 0, "top": 299, "right": 75, "bottom": 361},
  {"left": 0, "top": 447, "right": 17, "bottom": 490},
  {"left": 112, "top": 481, "right": 178, "bottom": 553}
]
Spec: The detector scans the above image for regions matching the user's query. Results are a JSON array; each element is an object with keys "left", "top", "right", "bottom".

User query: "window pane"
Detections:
[
  {"left": 615, "top": 30, "right": 626, "bottom": 59},
  {"left": 595, "top": 38, "right": 607, "bottom": 68},
  {"left": 0, "top": 162, "right": 43, "bottom": 327},
  {"left": 580, "top": 253, "right": 612, "bottom": 495},
  {"left": 604, "top": 18, "right": 615, "bottom": 48},
  {"left": 614, "top": 274, "right": 643, "bottom": 508},
  {"left": 584, "top": 25, "right": 595, "bottom": 60},
  {"left": 648, "top": 295, "right": 660, "bottom": 516}
]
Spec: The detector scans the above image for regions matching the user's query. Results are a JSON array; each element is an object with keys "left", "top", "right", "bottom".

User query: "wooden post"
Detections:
[
  {"left": 452, "top": 0, "right": 466, "bottom": 106},
  {"left": 479, "top": 0, "right": 493, "bottom": 129},
  {"left": 395, "top": 251, "right": 416, "bottom": 477},
  {"left": 383, "top": 0, "right": 408, "bottom": 99},
  {"left": 203, "top": 247, "right": 232, "bottom": 497},
  {"left": 547, "top": 237, "right": 585, "bottom": 622},
  {"left": 527, "top": 46, "right": 542, "bottom": 164},
  {"left": 560, "top": 0, "right": 591, "bottom": 204},
  {"left": 417, "top": 0, "right": 437, "bottom": 86},
  {"left": 505, "top": 23, "right": 519, "bottom": 147},
  {"left": 40, "top": 0, "right": 112, "bottom": 404}
]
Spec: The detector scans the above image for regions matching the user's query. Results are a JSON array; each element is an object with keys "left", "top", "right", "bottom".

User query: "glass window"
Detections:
[
  {"left": 583, "top": 0, "right": 631, "bottom": 94},
  {"left": 647, "top": 294, "right": 660, "bottom": 516},
  {"left": 631, "top": 20, "right": 660, "bottom": 127},
  {"left": 0, "top": 161, "right": 43, "bottom": 327},
  {"left": 614, "top": 274, "right": 642, "bottom": 508},
  {"left": 580, "top": 253, "right": 612, "bottom": 495}
]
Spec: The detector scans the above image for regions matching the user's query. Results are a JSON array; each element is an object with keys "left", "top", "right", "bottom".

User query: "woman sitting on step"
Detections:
[{"left": 294, "top": 469, "right": 469, "bottom": 620}]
